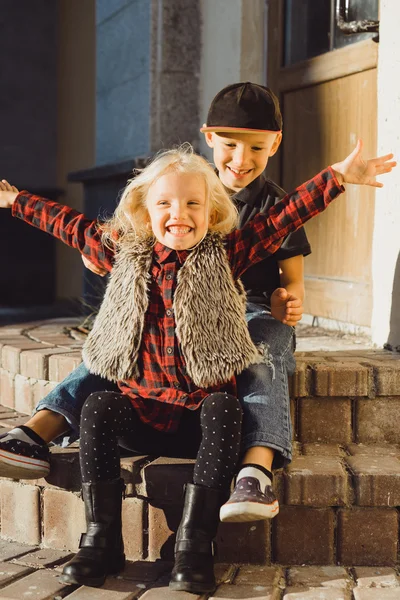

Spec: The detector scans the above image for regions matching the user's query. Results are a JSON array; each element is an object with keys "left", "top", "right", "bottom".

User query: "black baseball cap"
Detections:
[{"left": 200, "top": 82, "right": 282, "bottom": 134}]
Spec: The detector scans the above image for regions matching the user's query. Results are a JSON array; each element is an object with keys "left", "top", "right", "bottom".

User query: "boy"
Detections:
[
  {"left": 0, "top": 83, "right": 309, "bottom": 522},
  {"left": 201, "top": 82, "right": 308, "bottom": 521}
]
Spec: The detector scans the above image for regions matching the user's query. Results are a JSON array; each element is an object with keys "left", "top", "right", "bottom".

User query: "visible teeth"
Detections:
[
  {"left": 168, "top": 226, "right": 191, "bottom": 234},
  {"left": 230, "top": 167, "right": 250, "bottom": 175}
]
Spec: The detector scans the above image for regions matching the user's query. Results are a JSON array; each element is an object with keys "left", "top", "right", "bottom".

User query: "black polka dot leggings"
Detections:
[{"left": 79, "top": 391, "right": 242, "bottom": 492}]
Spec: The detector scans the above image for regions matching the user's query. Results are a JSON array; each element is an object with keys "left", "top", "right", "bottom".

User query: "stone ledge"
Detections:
[
  {"left": 0, "top": 420, "right": 399, "bottom": 565},
  {"left": 68, "top": 156, "right": 148, "bottom": 183},
  {"left": 0, "top": 320, "right": 400, "bottom": 566},
  {"left": 1, "top": 471, "right": 399, "bottom": 566},
  {"left": 0, "top": 400, "right": 399, "bottom": 510},
  {"left": 1, "top": 321, "right": 400, "bottom": 407},
  {"left": 1, "top": 321, "right": 400, "bottom": 448},
  {"left": 0, "top": 440, "right": 391, "bottom": 507}
]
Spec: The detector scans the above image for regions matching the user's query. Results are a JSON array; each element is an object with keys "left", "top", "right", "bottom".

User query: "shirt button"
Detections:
[
  {"left": 166, "top": 347, "right": 173, "bottom": 355},
  {"left": 166, "top": 274, "right": 173, "bottom": 280},
  {"left": 166, "top": 309, "right": 173, "bottom": 317}
]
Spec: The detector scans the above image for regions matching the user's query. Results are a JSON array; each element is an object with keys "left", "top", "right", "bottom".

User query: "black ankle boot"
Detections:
[
  {"left": 61, "top": 478, "right": 126, "bottom": 587},
  {"left": 169, "top": 483, "right": 228, "bottom": 594}
]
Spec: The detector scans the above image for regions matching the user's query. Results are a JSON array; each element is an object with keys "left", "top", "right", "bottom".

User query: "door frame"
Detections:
[{"left": 265, "top": 0, "right": 378, "bottom": 184}]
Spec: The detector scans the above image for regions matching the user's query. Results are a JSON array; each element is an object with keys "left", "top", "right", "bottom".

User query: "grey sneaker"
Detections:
[
  {"left": 219, "top": 476, "right": 279, "bottom": 522},
  {"left": 0, "top": 435, "right": 50, "bottom": 479}
]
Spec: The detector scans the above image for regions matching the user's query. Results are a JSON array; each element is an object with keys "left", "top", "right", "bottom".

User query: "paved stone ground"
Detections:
[
  {"left": 295, "top": 323, "right": 375, "bottom": 353},
  {"left": 0, "top": 541, "right": 398, "bottom": 599}
]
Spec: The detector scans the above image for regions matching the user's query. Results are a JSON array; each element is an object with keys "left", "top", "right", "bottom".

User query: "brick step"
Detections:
[
  {"left": 1, "top": 322, "right": 400, "bottom": 568},
  {"left": 0, "top": 542, "right": 397, "bottom": 599},
  {"left": 0, "top": 435, "right": 399, "bottom": 568},
  {"left": 1, "top": 329, "right": 400, "bottom": 446}
]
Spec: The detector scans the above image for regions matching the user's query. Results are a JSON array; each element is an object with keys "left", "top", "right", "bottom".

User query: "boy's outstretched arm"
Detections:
[
  {"left": 270, "top": 142, "right": 397, "bottom": 326},
  {"left": 228, "top": 140, "right": 396, "bottom": 279},
  {"left": 331, "top": 139, "right": 396, "bottom": 187}
]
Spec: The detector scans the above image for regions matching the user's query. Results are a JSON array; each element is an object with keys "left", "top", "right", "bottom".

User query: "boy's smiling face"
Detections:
[
  {"left": 146, "top": 171, "right": 209, "bottom": 251},
  {"left": 204, "top": 130, "right": 282, "bottom": 192}
]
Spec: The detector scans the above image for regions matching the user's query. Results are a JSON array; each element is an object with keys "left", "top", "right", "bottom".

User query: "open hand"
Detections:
[
  {"left": 81, "top": 254, "right": 107, "bottom": 277},
  {"left": 0, "top": 179, "right": 19, "bottom": 208},
  {"left": 332, "top": 140, "right": 396, "bottom": 188},
  {"left": 270, "top": 287, "right": 303, "bottom": 326}
]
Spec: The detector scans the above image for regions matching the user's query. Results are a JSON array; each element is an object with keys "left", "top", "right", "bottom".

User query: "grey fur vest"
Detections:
[{"left": 82, "top": 233, "right": 262, "bottom": 388}]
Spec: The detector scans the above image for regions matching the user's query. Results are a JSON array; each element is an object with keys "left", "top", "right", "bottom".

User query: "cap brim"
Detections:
[{"left": 200, "top": 126, "right": 281, "bottom": 134}]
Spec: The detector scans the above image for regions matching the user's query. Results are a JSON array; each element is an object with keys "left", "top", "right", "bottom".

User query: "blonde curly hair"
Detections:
[{"left": 100, "top": 143, "right": 238, "bottom": 248}]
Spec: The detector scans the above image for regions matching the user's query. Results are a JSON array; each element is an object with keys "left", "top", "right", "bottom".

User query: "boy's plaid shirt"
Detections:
[{"left": 13, "top": 167, "right": 343, "bottom": 433}]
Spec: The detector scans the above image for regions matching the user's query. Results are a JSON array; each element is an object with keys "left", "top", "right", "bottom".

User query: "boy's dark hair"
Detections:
[{"left": 201, "top": 82, "right": 282, "bottom": 134}]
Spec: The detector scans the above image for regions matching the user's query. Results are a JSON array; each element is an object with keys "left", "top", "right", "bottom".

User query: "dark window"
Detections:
[
  {"left": 334, "top": 0, "right": 378, "bottom": 49},
  {"left": 284, "top": 0, "right": 379, "bottom": 67},
  {"left": 284, "top": 0, "right": 331, "bottom": 66}
]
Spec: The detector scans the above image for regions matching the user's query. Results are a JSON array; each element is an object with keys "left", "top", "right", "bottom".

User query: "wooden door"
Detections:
[{"left": 266, "top": 0, "right": 379, "bottom": 327}]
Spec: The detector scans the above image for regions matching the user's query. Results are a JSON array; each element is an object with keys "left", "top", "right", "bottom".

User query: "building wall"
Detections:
[
  {"left": 149, "top": 0, "right": 201, "bottom": 152},
  {"left": 96, "top": 0, "right": 151, "bottom": 165},
  {"left": 199, "top": 0, "right": 266, "bottom": 159},
  {"left": 0, "top": 0, "right": 57, "bottom": 189},
  {"left": 0, "top": 1, "right": 58, "bottom": 306},
  {"left": 56, "top": 0, "right": 96, "bottom": 300},
  {"left": 371, "top": 0, "right": 400, "bottom": 347}
]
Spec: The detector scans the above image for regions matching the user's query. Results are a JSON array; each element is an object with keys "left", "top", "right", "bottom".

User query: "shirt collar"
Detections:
[
  {"left": 214, "top": 167, "right": 267, "bottom": 208},
  {"left": 153, "top": 241, "right": 189, "bottom": 265},
  {"left": 230, "top": 170, "right": 267, "bottom": 207}
]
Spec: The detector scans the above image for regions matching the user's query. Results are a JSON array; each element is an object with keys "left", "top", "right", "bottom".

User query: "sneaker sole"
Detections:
[
  {"left": 0, "top": 449, "right": 50, "bottom": 479},
  {"left": 220, "top": 500, "right": 279, "bottom": 522}
]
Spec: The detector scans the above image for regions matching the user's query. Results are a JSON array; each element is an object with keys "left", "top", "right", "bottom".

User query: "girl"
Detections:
[{"left": 0, "top": 142, "right": 395, "bottom": 593}]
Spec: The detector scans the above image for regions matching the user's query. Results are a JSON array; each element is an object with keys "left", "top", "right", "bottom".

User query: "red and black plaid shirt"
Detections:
[{"left": 12, "top": 167, "right": 343, "bottom": 432}]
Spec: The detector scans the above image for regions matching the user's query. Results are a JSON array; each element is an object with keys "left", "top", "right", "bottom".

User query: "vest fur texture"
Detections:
[{"left": 82, "top": 232, "right": 262, "bottom": 388}]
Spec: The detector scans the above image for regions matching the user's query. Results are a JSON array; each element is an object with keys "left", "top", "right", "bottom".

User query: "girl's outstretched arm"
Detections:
[
  {"left": 0, "top": 179, "right": 18, "bottom": 207},
  {"left": 0, "top": 181, "right": 114, "bottom": 273}
]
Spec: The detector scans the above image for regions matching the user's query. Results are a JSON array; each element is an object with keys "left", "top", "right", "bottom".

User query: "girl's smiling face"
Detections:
[{"left": 146, "top": 171, "right": 209, "bottom": 250}]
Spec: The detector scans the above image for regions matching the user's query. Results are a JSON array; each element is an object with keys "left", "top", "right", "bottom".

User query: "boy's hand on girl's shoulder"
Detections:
[
  {"left": 270, "top": 287, "right": 303, "bottom": 327},
  {"left": 331, "top": 139, "right": 396, "bottom": 188},
  {"left": 0, "top": 179, "right": 19, "bottom": 208}
]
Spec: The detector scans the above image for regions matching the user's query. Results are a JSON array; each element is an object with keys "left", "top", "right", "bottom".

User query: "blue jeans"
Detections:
[
  {"left": 35, "top": 303, "right": 295, "bottom": 465},
  {"left": 236, "top": 303, "right": 295, "bottom": 469},
  {"left": 34, "top": 362, "right": 119, "bottom": 446}
]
